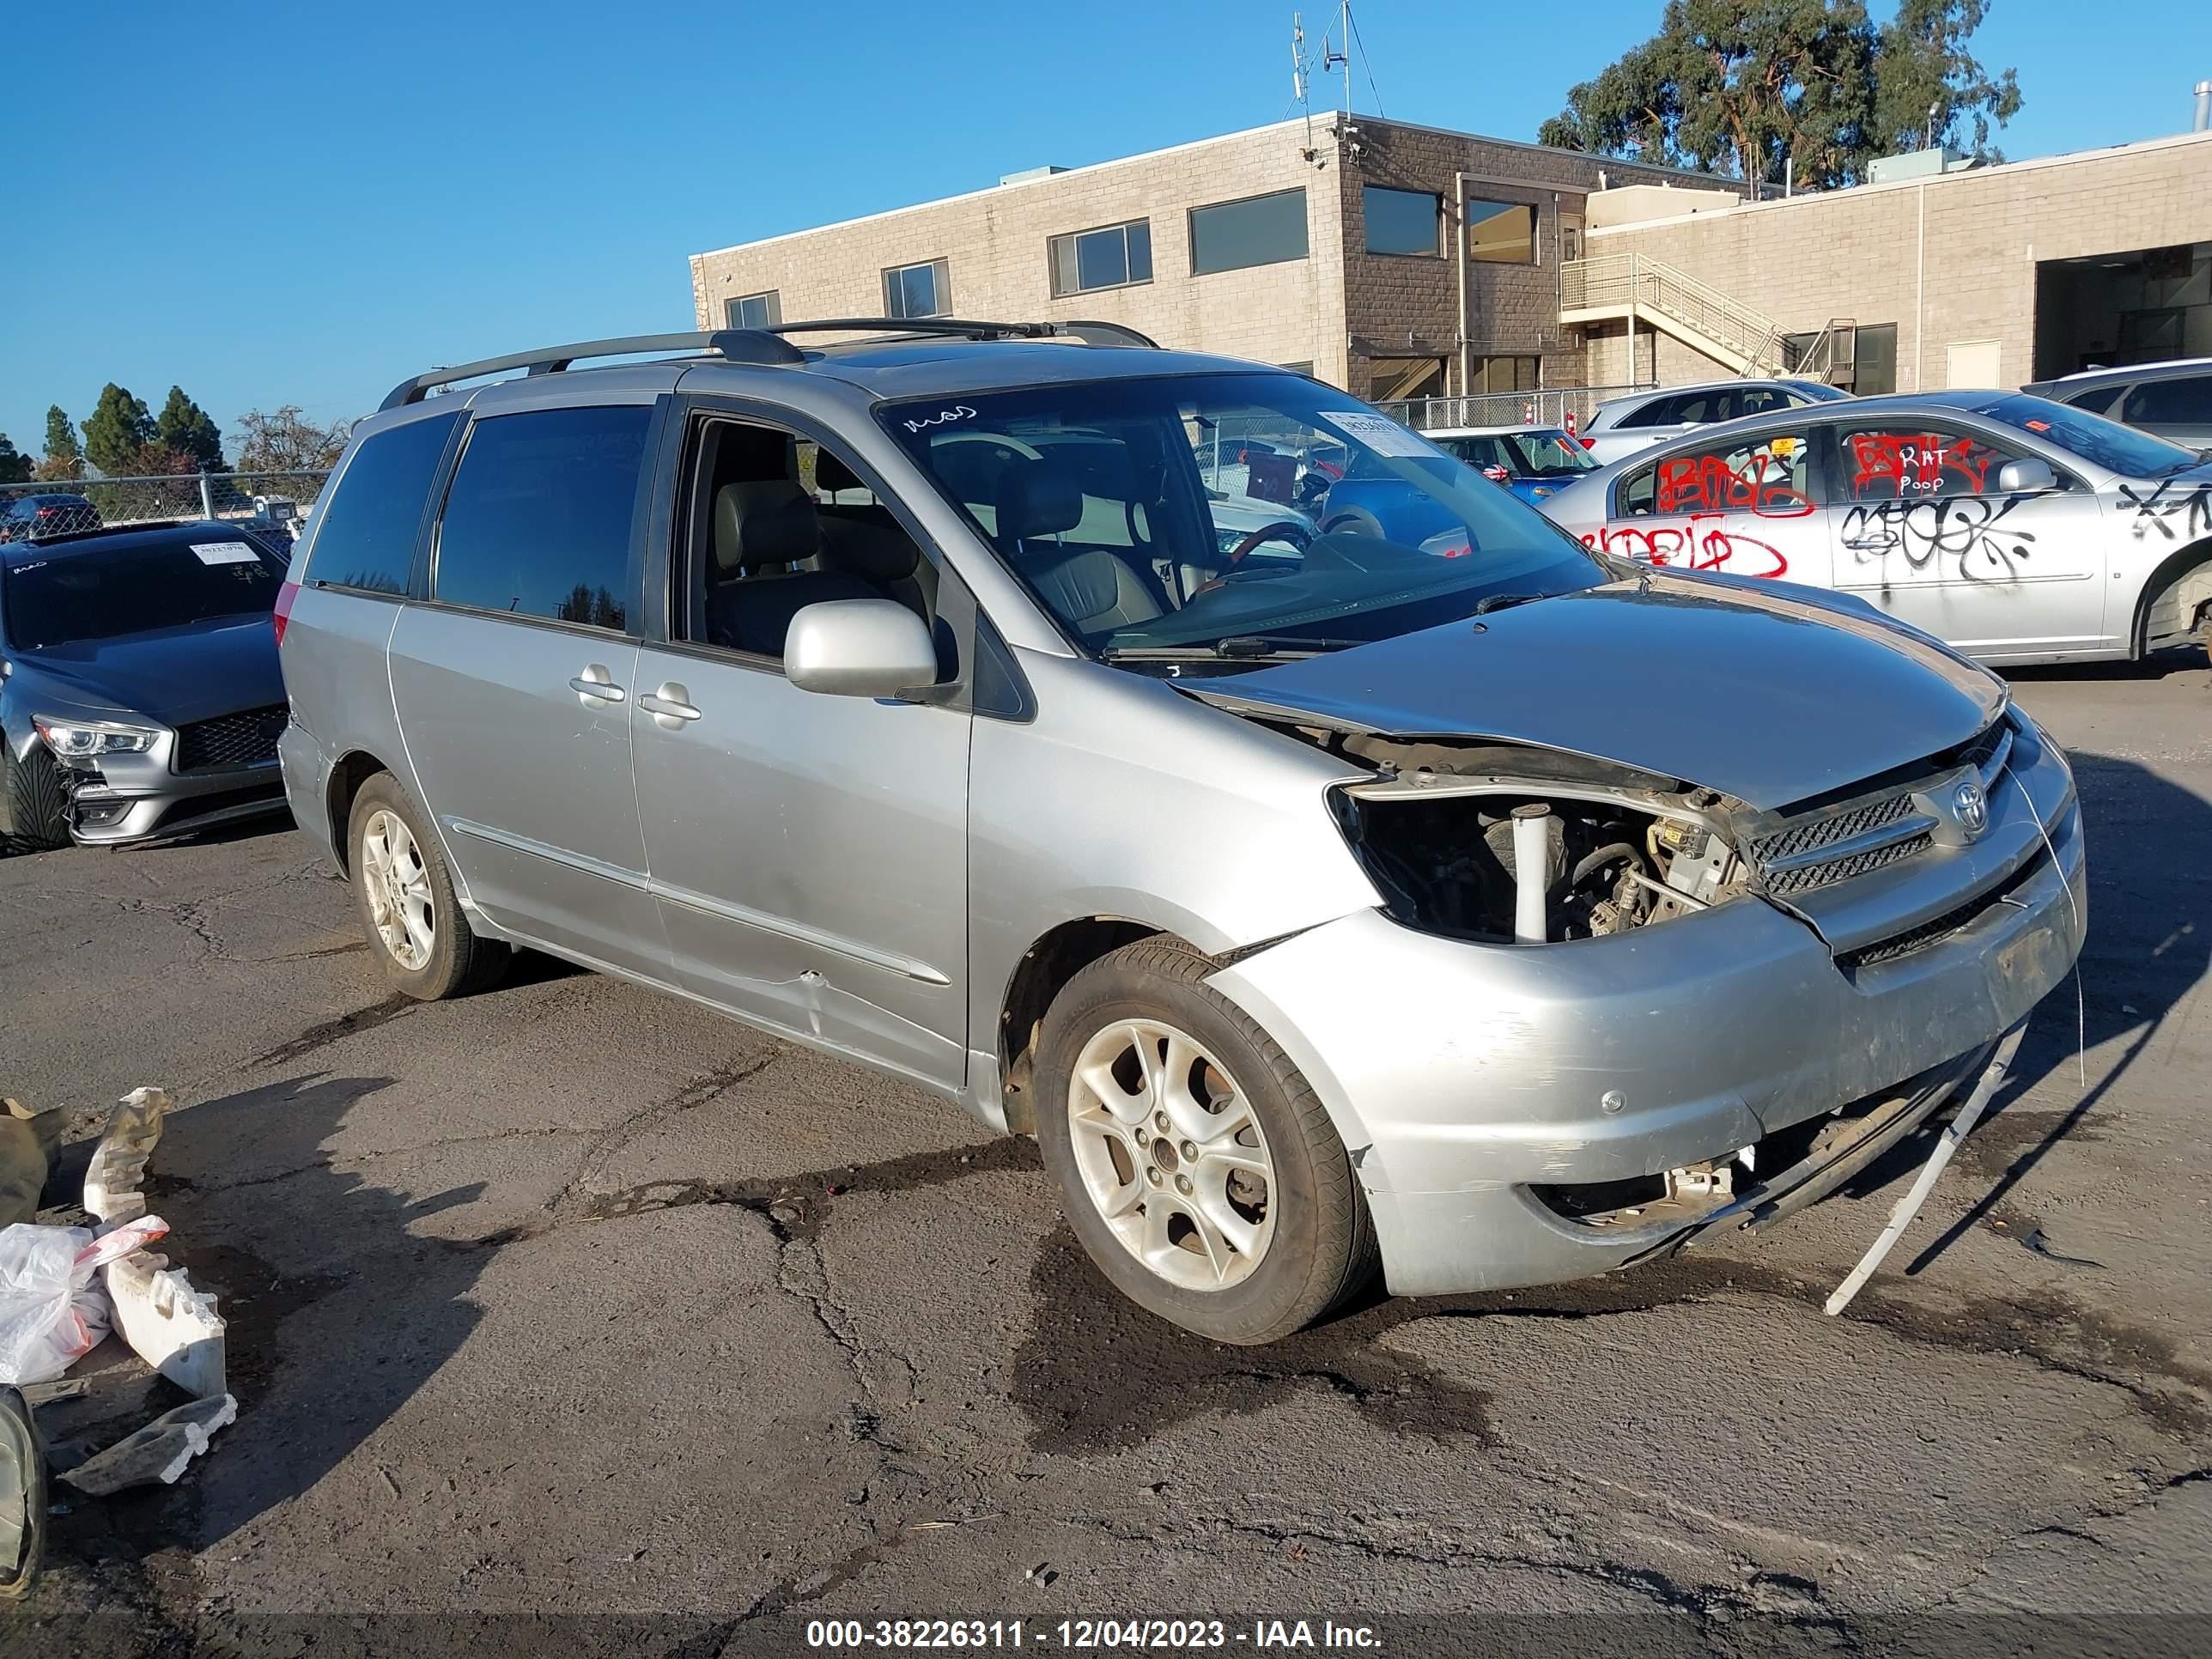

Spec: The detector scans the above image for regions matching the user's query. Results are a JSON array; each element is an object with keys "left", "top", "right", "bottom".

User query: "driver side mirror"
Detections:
[
  {"left": 1995, "top": 457, "right": 2059, "bottom": 494},
  {"left": 785, "top": 599, "right": 939, "bottom": 699}
]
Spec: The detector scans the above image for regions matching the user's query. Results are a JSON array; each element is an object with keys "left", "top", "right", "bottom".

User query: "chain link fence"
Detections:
[
  {"left": 1, "top": 470, "right": 332, "bottom": 544},
  {"left": 1376, "top": 383, "right": 1654, "bottom": 434}
]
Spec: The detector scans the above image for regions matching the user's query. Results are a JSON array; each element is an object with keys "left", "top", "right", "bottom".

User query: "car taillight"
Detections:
[
  {"left": 272, "top": 580, "right": 300, "bottom": 645},
  {"left": 1578, "top": 436, "right": 1596, "bottom": 449},
  {"left": 34, "top": 507, "right": 53, "bottom": 518}
]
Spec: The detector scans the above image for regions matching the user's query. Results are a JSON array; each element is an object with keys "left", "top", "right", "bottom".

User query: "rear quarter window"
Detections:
[{"left": 302, "top": 411, "right": 462, "bottom": 596}]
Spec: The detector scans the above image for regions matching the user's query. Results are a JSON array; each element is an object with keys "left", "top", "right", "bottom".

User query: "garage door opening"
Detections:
[{"left": 2034, "top": 240, "right": 2212, "bottom": 380}]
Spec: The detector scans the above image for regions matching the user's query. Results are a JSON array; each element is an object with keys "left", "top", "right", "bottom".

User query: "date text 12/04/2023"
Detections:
[{"left": 804, "top": 1618, "right": 1383, "bottom": 1649}]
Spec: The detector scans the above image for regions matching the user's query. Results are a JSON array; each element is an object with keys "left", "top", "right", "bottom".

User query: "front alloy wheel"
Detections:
[
  {"left": 1066, "top": 1018, "right": 1276, "bottom": 1291},
  {"left": 358, "top": 807, "right": 434, "bottom": 971}
]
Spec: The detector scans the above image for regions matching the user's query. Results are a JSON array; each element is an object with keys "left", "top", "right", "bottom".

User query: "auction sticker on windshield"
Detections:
[
  {"left": 191, "top": 542, "right": 262, "bottom": 565},
  {"left": 1316, "top": 410, "right": 1441, "bottom": 459}
]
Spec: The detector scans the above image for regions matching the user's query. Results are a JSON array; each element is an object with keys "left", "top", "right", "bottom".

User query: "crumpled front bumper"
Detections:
[
  {"left": 1206, "top": 728, "right": 2087, "bottom": 1297},
  {"left": 61, "top": 746, "right": 288, "bottom": 846}
]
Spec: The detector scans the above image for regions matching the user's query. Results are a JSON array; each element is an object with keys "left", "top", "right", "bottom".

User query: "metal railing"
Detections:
[
  {"left": 1559, "top": 253, "right": 1788, "bottom": 375},
  {"left": 1786, "top": 318, "right": 1858, "bottom": 383},
  {"left": 1376, "top": 383, "right": 1655, "bottom": 433},
  {"left": 1, "top": 470, "right": 333, "bottom": 542}
]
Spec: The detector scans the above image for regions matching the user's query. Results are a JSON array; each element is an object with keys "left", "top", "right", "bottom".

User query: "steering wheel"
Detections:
[{"left": 1220, "top": 520, "right": 1314, "bottom": 569}]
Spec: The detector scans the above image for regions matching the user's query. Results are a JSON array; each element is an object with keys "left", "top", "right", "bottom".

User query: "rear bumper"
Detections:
[
  {"left": 1207, "top": 750, "right": 2086, "bottom": 1297},
  {"left": 277, "top": 721, "right": 339, "bottom": 869}
]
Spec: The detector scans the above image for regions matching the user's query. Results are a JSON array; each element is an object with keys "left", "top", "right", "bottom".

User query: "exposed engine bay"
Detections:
[{"left": 1316, "top": 734, "right": 1754, "bottom": 945}]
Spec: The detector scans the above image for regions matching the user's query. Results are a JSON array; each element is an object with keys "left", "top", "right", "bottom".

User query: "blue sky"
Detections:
[{"left": 3, "top": 0, "right": 2205, "bottom": 461}]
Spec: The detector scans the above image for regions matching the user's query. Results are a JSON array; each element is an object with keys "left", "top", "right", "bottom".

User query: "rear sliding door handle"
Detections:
[
  {"left": 640, "top": 682, "right": 702, "bottom": 726},
  {"left": 570, "top": 665, "right": 625, "bottom": 705}
]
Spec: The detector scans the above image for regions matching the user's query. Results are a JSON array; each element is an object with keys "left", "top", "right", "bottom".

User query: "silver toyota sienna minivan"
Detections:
[{"left": 276, "top": 323, "right": 2087, "bottom": 1343}]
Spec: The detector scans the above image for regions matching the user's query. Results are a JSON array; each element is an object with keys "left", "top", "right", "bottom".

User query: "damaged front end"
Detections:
[{"left": 1320, "top": 733, "right": 1755, "bottom": 947}]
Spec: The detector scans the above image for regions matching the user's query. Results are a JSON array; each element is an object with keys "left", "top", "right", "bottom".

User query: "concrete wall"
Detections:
[
  {"left": 690, "top": 121, "right": 1352, "bottom": 386},
  {"left": 1581, "top": 129, "right": 2212, "bottom": 392}
]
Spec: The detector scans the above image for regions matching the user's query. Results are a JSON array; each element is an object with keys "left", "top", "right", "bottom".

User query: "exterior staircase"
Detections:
[{"left": 1559, "top": 253, "right": 1856, "bottom": 384}]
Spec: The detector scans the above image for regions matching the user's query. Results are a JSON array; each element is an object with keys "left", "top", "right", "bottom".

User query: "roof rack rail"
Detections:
[
  {"left": 768, "top": 317, "right": 1162, "bottom": 349},
  {"left": 379, "top": 330, "right": 804, "bottom": 410}
]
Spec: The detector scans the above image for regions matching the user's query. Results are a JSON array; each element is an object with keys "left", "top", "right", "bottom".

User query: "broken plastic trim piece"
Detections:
[
  {"left": 105, "top": 1251, "right": 226, "bottom": 1401},
  {"left": 83, "top": 1087, "right": 171, "bottom": 1231},
  {"left": 58, "top": 1392, "right": 236, "bottom": 1497}
]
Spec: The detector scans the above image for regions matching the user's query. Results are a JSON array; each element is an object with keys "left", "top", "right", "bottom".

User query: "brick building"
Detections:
[
  {"left": 686, "top": 116, "right": 1704, "bottom": 402},
  {"left": 688, "top": 117, "right": 2212, "bottom": 407}
]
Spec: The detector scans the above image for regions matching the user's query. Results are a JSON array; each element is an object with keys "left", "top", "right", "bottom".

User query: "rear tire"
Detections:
[
  {"left": 1034, "top": 940, "right": 1376, "bottom": 1345},
  {"left": 346, "top": 773, "right": 509, "bottom": 1000},
  {"left": 1, "top": 743, "right": 70, "bottom": 854}
]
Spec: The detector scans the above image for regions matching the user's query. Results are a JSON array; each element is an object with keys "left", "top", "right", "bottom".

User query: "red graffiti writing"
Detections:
[
  {"left": 1654, "top": 453, "right": 1814, "bottom": 518},
  {"left": 1846, "top": 432, "right": 1994, "bottom": 498},
  {"left": 1585, "top": 514, "right": 1790, "bottom": 580}
]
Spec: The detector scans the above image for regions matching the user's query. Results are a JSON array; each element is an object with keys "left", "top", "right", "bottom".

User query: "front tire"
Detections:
[
  {"left": 347, "top": 773, "right": 508, "bottom": 1000},
  {"left": 1, "top": 742, "right": 70, "bottom": 854},
  {"left": 1034, "top": 940, "right": 1376, "bottom": 1344}
]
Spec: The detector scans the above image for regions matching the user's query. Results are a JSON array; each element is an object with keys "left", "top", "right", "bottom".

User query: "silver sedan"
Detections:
[{"left": 1540, "top": 390, "right": 2212, "bottom": 665}]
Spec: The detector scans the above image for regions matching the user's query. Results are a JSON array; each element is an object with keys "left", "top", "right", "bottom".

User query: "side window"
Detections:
[
  {"left": 1616, "top": 396, "right": 1677, "bottom": 430},
  {"left": 1619, "top": 463, "right": 1657, "bottom": 516},
  {"left": 301, "top": 411, "right": 459, "bottom": 596},
  {"left": 2063, "top": 384, "right": 2125, "bottom": 416},
  {"left": 1670, "top": 392, "right": 1723, "bottom": 424},
  {"left": 680, "top": 417, "right": 937, "bottom": 662},
  {"left": 1647, "top": 429, "right": 1819, "bottom": 515},
  {"left": 433, "top": 405, "right": 651, "bottom": 629},
  {"left": 1735, "top": 387, "right": 1785, "bottom": 417},
  {"left": 1836, "top": 423, "right": 2021, "bottom": 501},
  {"left": 2124, "top": 375, "right": 2212, "bottom": 425}
]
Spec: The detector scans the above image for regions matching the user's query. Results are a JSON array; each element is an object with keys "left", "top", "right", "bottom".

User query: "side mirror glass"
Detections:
[
  {"left": 1995, "top": 457, "right": 2058, "bottom": 494},
  {"left": 784, "top": 599, "right": 940, "bottom": 699}
]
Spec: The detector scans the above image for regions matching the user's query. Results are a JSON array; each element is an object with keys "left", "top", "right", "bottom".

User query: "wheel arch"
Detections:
[
  {"left": 995, "top": 916, "right": 1199, "bottom": 1134},
  {"left": 2130, "top": 537, "right": 2212, "bottom": 657},
  {"left": 323, "top": 749, "right": 395, "bottom": 877}
]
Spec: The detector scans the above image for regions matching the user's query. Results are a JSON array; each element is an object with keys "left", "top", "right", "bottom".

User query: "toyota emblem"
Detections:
[{"left": 1954, "top": 780, "right": 1989, "bottom": 839}]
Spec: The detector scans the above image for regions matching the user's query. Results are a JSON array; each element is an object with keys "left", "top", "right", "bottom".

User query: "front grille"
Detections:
[
  {"left": 1750, "top": 791, "right": 1915, "bottom": 866},
  {"left": 1837, "top": 850, "right": 2047, "bottom": 971},
  {"left": 175, "top": 704, "right": 287, "bottom": 772},
  {"left": 1764, "top": 829, "right": 1934, "bottom": 897}
]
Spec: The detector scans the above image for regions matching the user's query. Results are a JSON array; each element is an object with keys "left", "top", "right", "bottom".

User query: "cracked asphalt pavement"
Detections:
[{"left": 3, "top": 660, "right": 2209, "bottom": 1655}]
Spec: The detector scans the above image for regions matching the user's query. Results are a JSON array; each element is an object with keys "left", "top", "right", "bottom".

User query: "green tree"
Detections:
[
  {"left": 0, "top": 434, "right": 31, "bottom": 484},
  {"left": 154, "top": 386, "right": 227, "bottom": 471},
  {"left": 1538, "top": 0, "right": 2020, "bottom": 190},
  {"left": 42, "top": 405, "right": 83, "bottom": 479},
  {"left": 1873, "top": 0, "right": 2021, "bottom": 160},
  {"left": 82, "top": 383, "right": 155, "bottom": 475}
]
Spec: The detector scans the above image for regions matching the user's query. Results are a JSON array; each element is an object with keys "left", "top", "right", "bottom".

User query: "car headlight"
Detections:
[{"left": 33, "top": 716, "right": 162, "bottom": 761}]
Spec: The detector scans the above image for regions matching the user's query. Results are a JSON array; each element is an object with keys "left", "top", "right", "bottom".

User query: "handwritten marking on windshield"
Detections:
[{"left": 901, "top": 404, "right": 977, "bottom": 434}]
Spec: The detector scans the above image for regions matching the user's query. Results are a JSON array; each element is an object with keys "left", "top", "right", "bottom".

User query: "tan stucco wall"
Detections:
[{"left": 1580, "top": 130, "right": 2212, "bottom": 392}]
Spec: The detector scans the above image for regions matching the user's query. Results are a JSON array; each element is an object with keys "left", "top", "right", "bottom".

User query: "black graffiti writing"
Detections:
[
  {"left": 1838, "top": 495, "right": 2036, "bottom": 581},
  {"left": 2118, "top": 480, "right": 2212, "bottom": 544}
]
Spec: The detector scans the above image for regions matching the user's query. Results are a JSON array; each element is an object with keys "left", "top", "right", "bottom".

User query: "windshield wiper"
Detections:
[
  {"left": 1472, "top": 592, "right": 1548, "bottom": 615},
  {"left": 1100, "top": 633, "right": 1365, "bottom": 663}
]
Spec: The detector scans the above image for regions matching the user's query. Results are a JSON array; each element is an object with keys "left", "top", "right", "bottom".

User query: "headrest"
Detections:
[
  {"left": 814, "top": 450, "right": 866, "bottom": 495},
  {"left": 818, "top": 514, "right": 920, "bottom": 586},
  {"left": 714, "top": 480, "right": 818, "bottom": 574},
  {"left": 994, "top": 459, "right": 1084, "bottom": 544}
]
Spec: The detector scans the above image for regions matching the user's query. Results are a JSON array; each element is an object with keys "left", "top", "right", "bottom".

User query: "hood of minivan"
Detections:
[
  {"left": 14, "top": 614, "right": 284, "bottom": 728},
  {"left": 1189, "top": 574, "right": 2006, "bottom": 811}
]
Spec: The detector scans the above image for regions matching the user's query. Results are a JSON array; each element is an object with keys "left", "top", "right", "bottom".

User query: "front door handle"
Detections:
[
  {"left": 570, "top": 665, "right": 625, "bottom": 706},
  {"left": 640, "top": 682, "right": 702, "bottom": 727}
]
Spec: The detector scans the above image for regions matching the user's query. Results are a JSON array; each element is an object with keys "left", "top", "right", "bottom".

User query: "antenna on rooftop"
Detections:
[{"left": 1292, "top": 12, "right": 1327, "bottom": 167}]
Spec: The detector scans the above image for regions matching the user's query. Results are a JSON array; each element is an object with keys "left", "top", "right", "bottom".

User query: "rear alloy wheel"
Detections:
[
  {"left": 1035, "top": 940, "right": 1376, "bottom": 1344},
  {"left": 346, "top": 774, "right": 509, "bottom": 1000}
]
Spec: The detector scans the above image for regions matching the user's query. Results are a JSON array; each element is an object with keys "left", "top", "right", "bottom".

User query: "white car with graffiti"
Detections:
[{"left": 1538, "top": 391, "right": 2212, "bottom": 666}]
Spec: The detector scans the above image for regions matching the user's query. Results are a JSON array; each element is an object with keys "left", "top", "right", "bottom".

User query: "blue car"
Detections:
[{"left": 1425, "top": 425, "right": 1601, "bottom": 505}]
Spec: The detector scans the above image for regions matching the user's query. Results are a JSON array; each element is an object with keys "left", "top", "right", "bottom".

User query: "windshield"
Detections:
[
  {"left": 1972, "top": 393, "right": 2199, "bottom": 477},
  {"left": 3, "top": 533, "right": 286, "bottom": 649},
  {"left": 880, "top": 374, "right": 1607, "bottom": 661}
]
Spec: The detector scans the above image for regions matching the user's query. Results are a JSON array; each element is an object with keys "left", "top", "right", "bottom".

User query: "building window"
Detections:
[
  {"left": 1049, "top": 220, "right": 1152, "bottom": 295},
  {"left": 1467, "top": 199, "right": 1537, "bottom": 264},
  {"left": 1471, "top": 356, "right": 1540, "bottom": 394},
  {"left": 884, "top": 258, "right": 951, "bottom": 319},
  {"left": 1188, "top": 188, "right": 1308, "bottom": 276},
  {"left": 725, "top": 291, "right": 781, "bottom": 331},
  {"left": 1364, "top": 185, "right": 1441, "bottom": 257}
]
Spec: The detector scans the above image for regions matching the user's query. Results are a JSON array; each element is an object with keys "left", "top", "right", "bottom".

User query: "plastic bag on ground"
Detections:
[{"left": 0, "top": 1217, "right": 170, "bottom": 1386}]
